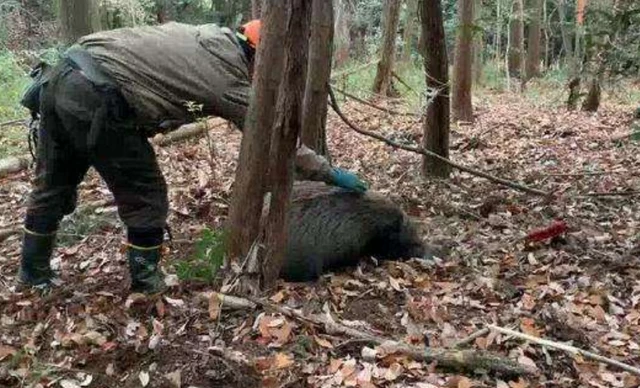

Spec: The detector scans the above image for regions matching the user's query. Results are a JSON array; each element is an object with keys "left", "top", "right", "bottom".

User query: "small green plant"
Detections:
[{"left": 175, "top": 227, "right": 226, "bottom": 282}]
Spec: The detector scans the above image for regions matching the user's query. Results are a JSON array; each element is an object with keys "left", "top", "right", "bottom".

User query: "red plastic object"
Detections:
[{"left": 526, "top": 220, "right": 568, "bottom": 242}]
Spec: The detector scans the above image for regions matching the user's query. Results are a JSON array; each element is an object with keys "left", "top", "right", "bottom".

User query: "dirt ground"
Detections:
[{"left": 1, "top": 93, "right": 639, "bottom": 387}]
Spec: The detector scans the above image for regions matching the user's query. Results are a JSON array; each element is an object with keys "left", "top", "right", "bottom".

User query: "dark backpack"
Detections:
[{"left": 20, "top": 61, "right": 54, "bottom": 119}]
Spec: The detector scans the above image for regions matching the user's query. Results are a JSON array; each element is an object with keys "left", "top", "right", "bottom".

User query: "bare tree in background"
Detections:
[
  {"left": 252, "top": 0, "right": 262, "bottom": 18},
  {"left": 420, "top": 0, "right": 450, "bottom": 178},
  {"left": 507, "top": 0, "right": 524, "bottom": 77},
  {"left": 59, "top": 0, "right": 100, "bottom": 44},
  {"left": 227, "top": 0, "right": 288, "bottom": 262},
  {"left": 372, "top": 0, "right": 401, "bottom": 95},
  {"left": 401, "top": 0, "right": 418, "bottom": 62},
  {"left": 452, "top": 0, "right": 474, "bottom": 122},
  {"left": 525, "top": 0, "right": 543, "bottom": 80},
  {"left": 301, "top": 0, "right": 334, "bottom": 158}
]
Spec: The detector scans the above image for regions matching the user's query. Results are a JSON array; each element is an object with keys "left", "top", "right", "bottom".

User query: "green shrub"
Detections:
[{"left": 175, "top": 227, "right": 226, "bottom": 282}]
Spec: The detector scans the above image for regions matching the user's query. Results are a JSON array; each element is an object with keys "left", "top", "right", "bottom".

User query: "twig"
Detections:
[
  {"left": 232, "top": 294, "right": 534, "bottom": 376},
  {"left": 331, "top": 60, "right": 380, "bottom": 80},
  {"left": 487, "top": 324, "right": 640, "bottom": 376},
  {"left": 452, "top": 328, "right": 491, "bottom": 349},
  {"left": 583, "top": 190, "right": 640, "bottom": 197},
  {"left": 331, "top": 87, "right": 419, "bottom": 117},
  {"left": 327, "top": 87, "right": 550, "bottom": 197},
  {"left": 391, "top": 71, "right": 417, "bottom": 94},
  {"left": 0, "top": 119, "right": 27, "bottom": 128}
]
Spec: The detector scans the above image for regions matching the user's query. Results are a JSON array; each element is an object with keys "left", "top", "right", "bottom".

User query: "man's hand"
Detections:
[{"left": 329, "top": 168, "right": 368, "bottom": 193}]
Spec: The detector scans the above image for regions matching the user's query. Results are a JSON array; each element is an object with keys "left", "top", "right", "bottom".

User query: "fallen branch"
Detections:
[
  {"left": 0, "top": 119, "right": 27, "bottom": 128},
  {"left": 237, "top": 294, "right": 534, "bottom": 377},
  {"left": 488, "top": 324, "right": 640, "bottom": 376},
  {"left": 0, "top": 119, "right": 226, "bottom": 179},
  {"left": 331, "top": 60, "right": 380, "bottom": 80},
  {"left": 391, "top": 71, "right": 417, "bottom": 94},
  {"left": 452, "top": 328, "right": 491, "bottom": 349},
  {"left": 331, "top": 87, "right": 419, "bottom": 117},
  {"left": 583, "top": 190, "right": 640, "bottom": 197},
  {"left": 327, "top": 88, "right": 550, "bottom": 197}
]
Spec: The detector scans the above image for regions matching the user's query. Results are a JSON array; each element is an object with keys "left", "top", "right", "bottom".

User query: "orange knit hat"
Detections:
[{"left": 240, "top": 20, "right": 261, "bottom": 49}]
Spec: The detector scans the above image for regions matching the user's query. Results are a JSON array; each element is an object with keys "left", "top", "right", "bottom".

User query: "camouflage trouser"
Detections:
[{"left": 25, "top": 63, "right": 168, "bottom": 234}]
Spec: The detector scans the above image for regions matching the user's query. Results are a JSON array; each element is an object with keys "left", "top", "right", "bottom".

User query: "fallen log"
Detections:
[
  {"left": 0, "top": 118, "right": 226, "bottom": 179},
  {"left": 238, "top": 295, "right": 535, "bottom": 377}
]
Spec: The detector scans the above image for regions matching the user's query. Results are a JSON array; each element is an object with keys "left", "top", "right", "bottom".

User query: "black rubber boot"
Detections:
[
  {"left": 18, "top": 230, "right": 56, "bottom": 287},
  {"left": 127, "top": 244, "right": 167, "bottom": 294}
]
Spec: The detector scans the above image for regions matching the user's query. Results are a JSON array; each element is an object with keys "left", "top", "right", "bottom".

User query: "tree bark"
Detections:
[
  {"left": 581, "top": 78, "right": 601, "bottom": 112},
  {"left": 227, "top": 0, "right": 288, "bottom": 261},
  {"left": 252, "top": 0, "right": 262, "bottom": 19},
  {"left": 557, "top": 0, "right": 573, "bottom": 63},
  {"left": 301, "top": 0, "right": 334, "bottom": 158},
  {"left": 262, "top": 0, "right": 312, "bottom": 289},
  {"left": 494, "top": 0, "right": 502, "bottom": 62},
  {"left": 401, "top": 0, "right": 418, "bottom": 62},
  {"left": 372, "top": 0, "right": 402, "bottom": 95},
  {"left": 452, "top": 0, "right": 475, "bottom": 122},
  {"left": 420, "top": 0, "right": 450, "bottom": 178},
  {"left": 525, "top": 0, "right": 543, "bottom": 80},
  {"left": 507, "top": 0, "right": 524, "bottom": 77},
  {"left": 59, "top": 0, "right": 100, "bottom": 44}
]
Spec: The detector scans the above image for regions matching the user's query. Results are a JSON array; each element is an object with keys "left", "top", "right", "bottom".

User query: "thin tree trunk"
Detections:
[
  {"left": 402, "top": 0, "right": 418, "bottom": 62},
  {"left": 420, "top": 0, "right": 450, "bottom": 178},
  {"left": 452, "top": 0, "right": 474, "bottom": 122},
  {"left": 227, "top": 0, "right": 288, "bottom": 261},
  {"left": 301, "top": 0, "right": 333, "bottom": 158},
  {"left": 262, "top": 0, "right": 312, "bottom": 289},
  {"left": 507, "top": 0, "right": 524, "bottom": 78},
  {"left": 59, "top": 0, "right": 100, "bottom": 44},
  {"left": 252, "top": 0, "right": 262, "bottom": 19},
  {"left": 525, "top": 0, "right": 543, "bottom": 80},
  {"left": 557, "top": 0, "right": 573, "bottom": 66},
  {"left": 494, "top": 0, "right": 502, "bottom": 62},
  {"left": 372, "top": 0, "right": 402, "bottom": 95},
  {"left": 581, "top": 77, "right": 601, "bottom": 112}
]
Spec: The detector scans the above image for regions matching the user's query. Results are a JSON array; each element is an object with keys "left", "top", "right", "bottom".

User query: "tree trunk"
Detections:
[
  {"left": 525, "top": 0, "right": 543, "bottom": 80},
  {"left": 372, "top": 0, "right": 402, "bottom": 95},
  {"left": 557, "top": 0, "right": 573, "bottom": 63},
  {"left": 252, "top": 0, "right": 262, "bottom": 18},
  {"left": 581, "top": 78, "right": 601, "bottom": 112},
  {"left": 452, "top": 0, "right": 474, "bottom": 122},
  {"left": 420, "top": 0, "right": 450, "bottom": 178},
  {"left": 59, "top": 0, "right": 100, "bottom": 44},
  {"left": 494, "top": 0, "right": 502, "bottom": 62},
  {"left": 262, "top": 0, "right": 312, "bottom": 289},
  {"left": 301, "top": 0, "right": 333, "bottom": 159},
  {"left": 507, "top": 0, "right": 524, "bottom": 78},
  {"left": 227, "top": 0, "right": 288, "bottom": 261},
  {"left": 401, "top": 0, "right": 418, "bottom": 62}
]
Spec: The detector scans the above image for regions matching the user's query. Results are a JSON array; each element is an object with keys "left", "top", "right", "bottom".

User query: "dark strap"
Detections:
[{"left": 64, "top": 45, "right": 117, "bottom": 88}]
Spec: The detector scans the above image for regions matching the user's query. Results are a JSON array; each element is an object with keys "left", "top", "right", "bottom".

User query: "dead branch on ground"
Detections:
[
  {"left": 488, "top": 324, "right": 640, "bottom": 376},
  {"left": 328, "top": 87, "right": 550, "bottom": 197}
]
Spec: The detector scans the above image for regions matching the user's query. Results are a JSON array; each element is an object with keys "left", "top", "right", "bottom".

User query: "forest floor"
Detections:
[{"left": 1, "top": 89, "right": 640, "bottom": 388}]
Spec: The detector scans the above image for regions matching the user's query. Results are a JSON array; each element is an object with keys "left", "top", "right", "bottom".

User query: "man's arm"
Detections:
[{"left": 294, "top": 145, "right": 368, "bottom": 192}]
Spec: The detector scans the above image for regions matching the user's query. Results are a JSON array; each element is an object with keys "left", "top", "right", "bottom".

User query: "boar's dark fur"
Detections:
[{"left": 281, "top": 182, "right": 427, "bottom": 282}]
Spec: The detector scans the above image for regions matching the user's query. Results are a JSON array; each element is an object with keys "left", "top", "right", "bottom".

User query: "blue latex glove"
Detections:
[{"left": 329, "top": 168, "right": 368, "bottom": 193}]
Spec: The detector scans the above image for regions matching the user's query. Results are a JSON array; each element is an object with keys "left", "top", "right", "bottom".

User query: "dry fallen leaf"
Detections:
[
  {"left": 0, "top": 345, "right": 17, "bottom": 360},
  {"left": 274, "top": 352, "right": 294, "bottom": 369},
  {"left": 383, "top": 363, "right": 404, "bottom": 382},
  {"left": 314, "top": 335, "right": 334, "bottom": 349},
  {"left": 139, "top": 371, "right": 150, "bottom": 387}
]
